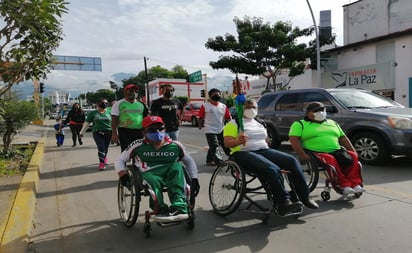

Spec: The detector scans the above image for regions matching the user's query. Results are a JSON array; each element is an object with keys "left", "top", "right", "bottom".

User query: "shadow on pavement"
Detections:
[{"left": 26, "top": 208, "right": 305, "bottom": 253}]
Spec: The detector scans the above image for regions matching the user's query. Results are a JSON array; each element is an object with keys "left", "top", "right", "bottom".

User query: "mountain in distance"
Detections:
[
  {"left": 111, "top": 72, "right": 135, "bottom": 84},
  {"left": 10, "top": 72, "right": 235, "bottom": 100}
]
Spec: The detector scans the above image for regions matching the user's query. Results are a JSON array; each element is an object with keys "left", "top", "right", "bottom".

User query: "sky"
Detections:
[{"left": 38, "top": 0, "right": 354, "bottom": 97}]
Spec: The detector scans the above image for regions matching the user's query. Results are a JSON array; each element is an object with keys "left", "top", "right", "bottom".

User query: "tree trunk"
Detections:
[{"left": 2, "top": 125, "right": 16, "bottom": 152}]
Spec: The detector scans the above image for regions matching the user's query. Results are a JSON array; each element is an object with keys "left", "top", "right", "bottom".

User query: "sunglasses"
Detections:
[
  {"left": 146, "top": 126, "right": 165, "bottom": 132},
  {"left": 312, "top": 107, "right": 325, "bottom": 112}
]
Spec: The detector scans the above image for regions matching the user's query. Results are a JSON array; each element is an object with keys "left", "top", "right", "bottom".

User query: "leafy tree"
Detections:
[
  {"left": 0, "top": 0, "right": 68, "bottom": 97},
  {"left": 83, "top": 89, "right": 115, "bottom": 106},
  {"left": 175, "top": 96, "right": 188, "bottom": 106},
  {"left": 307, "top": 34, "right": 336, "bottom": 71},
  {"left": 0, "top": 91, "right": 39, "bottom": 151},
  {"left": 205, "top": 16, "right": 321, "bottom": 91},
  {"left": 171, "top": 65, "right": 189, "bottom": 79}
]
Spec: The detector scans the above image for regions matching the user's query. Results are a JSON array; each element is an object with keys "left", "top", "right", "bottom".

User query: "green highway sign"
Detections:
[{"left": 189, "top": 70, "right": 202, "bottom": 83}]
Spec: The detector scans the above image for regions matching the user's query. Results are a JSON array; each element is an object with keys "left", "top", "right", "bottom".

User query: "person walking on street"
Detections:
[
  {"left": 111, "top": 84, "right": 149, "bottom": 151},
  {"left": 80, "top": 98, "right": 112, "bottom": 170},
  {"left": 54, "top": 117, "right": 65, "bottom": 147},
  {"left": 198, "top": 88, "right": 231, "bottom": 166},
  {"left": 64, "top": 102, "right": 85, "bottom": 147},
  {"left": 150, "top": 84, "right": 182, "bottom": 141}
]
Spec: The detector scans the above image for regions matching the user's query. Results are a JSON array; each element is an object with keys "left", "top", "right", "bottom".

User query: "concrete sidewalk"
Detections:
[{"left": 0, "top": 122, "right": 48, "bottom": 253}]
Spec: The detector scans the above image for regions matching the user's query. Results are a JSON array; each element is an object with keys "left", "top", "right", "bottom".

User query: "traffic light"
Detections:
[
  {"left": 39, "top": 82, "right": 45, "bottom": 93},
  {"left": 200, "top": 89, "right": 205, "bottom": 97}
]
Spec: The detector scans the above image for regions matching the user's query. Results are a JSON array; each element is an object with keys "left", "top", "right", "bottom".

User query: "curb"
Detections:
[{"left": 0, "top": 139, "right": 44, "bottom": 253}]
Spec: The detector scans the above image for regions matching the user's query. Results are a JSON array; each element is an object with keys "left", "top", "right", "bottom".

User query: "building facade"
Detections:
[
  {"left": 147, "top": 78, "right": 205, "bottom": 104},
  {"left": 248, "top": 0, "right": 412, "bottom": 107},
  {"left": 323, "top": 0, "right": 412, "bottom": 106}
]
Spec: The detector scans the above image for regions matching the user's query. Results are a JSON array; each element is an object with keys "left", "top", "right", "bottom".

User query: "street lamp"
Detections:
[
  {"left": 109, "top": 81, "right": 119, "bottom": 101},
  {"left": 305, "top": 0, "right": 321, "bottom": 88},
  {"left": 144, "top": 56, "right": 150, "bottom": 105}
]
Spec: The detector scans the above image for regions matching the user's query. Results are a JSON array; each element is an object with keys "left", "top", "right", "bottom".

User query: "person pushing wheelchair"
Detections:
[{"left": 115, "top": 116, "right": 200, "bottom": 222}]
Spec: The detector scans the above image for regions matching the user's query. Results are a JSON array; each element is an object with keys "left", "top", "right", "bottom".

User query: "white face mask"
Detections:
[
  {"left": 244, "top": 108, "right": 257, "bottom": 119},
  {"left": 313, "top": 110, "right": 327, "bottom": 121}
]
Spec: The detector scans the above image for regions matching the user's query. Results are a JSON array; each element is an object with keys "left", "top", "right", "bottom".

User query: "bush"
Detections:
[{"left": 0, "top": 144, "right": 35, "bottom": 176}]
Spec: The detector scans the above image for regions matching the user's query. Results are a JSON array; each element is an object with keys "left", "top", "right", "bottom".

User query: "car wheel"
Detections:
[
  {"left": 351, "top": 132, "right": 390, "bottom": 165},
  {"left": 191, "top": 117, "right": 198, "bottom": 127},
  {"left": 266, "top": 125, "right": 281, "bottom": 148}
]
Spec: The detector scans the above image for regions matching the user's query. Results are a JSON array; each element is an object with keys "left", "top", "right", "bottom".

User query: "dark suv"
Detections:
[{"left": 257, "top": 88, "right": 412, "bottom": 165}]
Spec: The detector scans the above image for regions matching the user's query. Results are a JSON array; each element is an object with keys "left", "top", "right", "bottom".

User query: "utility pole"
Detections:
[
  {"left": 305, "top": 0, "right": 321, "bottom": 88},
  {"left": 144, "top": 56, "right": 150, "bottom": 105}
]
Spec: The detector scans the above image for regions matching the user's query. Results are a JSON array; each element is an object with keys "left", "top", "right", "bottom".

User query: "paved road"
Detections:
[{"left": 26, "top": 123, "right": 412, "bottom": 253}]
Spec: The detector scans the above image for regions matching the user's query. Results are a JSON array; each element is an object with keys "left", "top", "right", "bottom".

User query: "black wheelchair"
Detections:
[
  {"left": 208, "top": 159, "right": 303, "bottom": 224},
  {"left": 117, "top": 165, "right": 195, "bottom": 237},
  {"left": 301, "top": 151, "right": 364, "bottom": 201}
]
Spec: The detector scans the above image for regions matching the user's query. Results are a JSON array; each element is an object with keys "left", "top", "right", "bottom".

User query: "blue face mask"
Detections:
[{"left": 146, "top": 132, "right": 165, "bottom": 142}]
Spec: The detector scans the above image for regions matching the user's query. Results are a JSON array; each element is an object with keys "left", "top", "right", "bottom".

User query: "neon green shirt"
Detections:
[
  {"left": 112, "top": 99, "right": 146, "bottom": 129},
  {"left": 289, "top": 119, "right": 345, "bottom": 153}
]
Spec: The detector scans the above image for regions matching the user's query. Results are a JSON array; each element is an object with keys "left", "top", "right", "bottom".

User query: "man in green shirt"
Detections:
[{"left": 111, "top": 84, "right": 149, "bottom": 151}]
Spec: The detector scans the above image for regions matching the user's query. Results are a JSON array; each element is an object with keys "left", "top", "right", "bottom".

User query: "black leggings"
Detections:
[
  {"left": 69, "top": 124, "right": 83, "bottom": 144},
  {"left": 118, "top": 127, "right": 144, "bottom": 151}
]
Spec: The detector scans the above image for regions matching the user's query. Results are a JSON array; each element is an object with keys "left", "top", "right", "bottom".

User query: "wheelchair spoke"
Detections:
[{"left": 209, "top": 161, "right": 246, "bottom": 216}]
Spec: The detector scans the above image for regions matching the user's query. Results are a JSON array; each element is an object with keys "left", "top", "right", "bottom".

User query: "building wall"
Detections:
[
  {"left": 48, "top": 89, "right": 69, "bottom": 105},
  {"left": 393, "top": 36, "right": 412, "bottom": 104},
  {"left": 335, "top": 44, "right": 376, "bottom": 69},
  {"left": 148, "top": 78, "right": 204, "bottom": 104},
  {"left": 344, "top": 0, "right": 412, "bottom": 45}
]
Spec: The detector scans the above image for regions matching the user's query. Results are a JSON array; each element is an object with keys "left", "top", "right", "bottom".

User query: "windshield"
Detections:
[
  {"left": 329, "top": 89, "right": 403, "bottom": 109},
  {"left": 191, "top": 103, "right": 202, "bottom": 109}
]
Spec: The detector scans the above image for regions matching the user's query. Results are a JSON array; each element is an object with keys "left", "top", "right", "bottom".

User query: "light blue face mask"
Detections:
[{"left": 146, "top": 132, "right": 165, "bottom": 142}]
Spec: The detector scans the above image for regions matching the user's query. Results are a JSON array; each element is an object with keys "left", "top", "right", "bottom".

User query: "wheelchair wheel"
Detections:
[
  {"left": 209, "top": 160, "right": 246, "bottom": 216},
  {"left": 118, "top": 167, "right": 141, "bottom": 227},
  {"left": 303, "top": 159, "right": 319, "bottom": 192}
]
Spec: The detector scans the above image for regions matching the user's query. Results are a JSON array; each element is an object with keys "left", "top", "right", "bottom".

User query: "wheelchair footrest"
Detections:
[
  {"left": 156, "top": 221, "right": 183, "bottom": 227},
  {"left": 239, "top": 208, "right": 271, "bottom": 215}
]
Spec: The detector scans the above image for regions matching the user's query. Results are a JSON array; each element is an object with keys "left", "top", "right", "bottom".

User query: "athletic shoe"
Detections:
[
  {"left": 206, "top": 161, "right": 216, "bottom": 166},
  {"left": 353, "top": 185, "right": 366, "bottom": 193},
  {"left": 98, "top": 163, "right": 105, "bottom": 170},
  {"left": 301, "top": 198, "right": 319, "bottom": 209},
  {"left": 341, "top": 187, "right": 356, "bottom": 195},
  {"left": 153, "top": 209, "right": 188, "bottom": 222},
  {"left": 79, "top": 139, "right": 83, "bottom": 145},
  {"left": 104, "top": 157, "right": 109, "bottom": 165},
  {"left": 276, "top": 199, "right": 303, "bottom": 217}
]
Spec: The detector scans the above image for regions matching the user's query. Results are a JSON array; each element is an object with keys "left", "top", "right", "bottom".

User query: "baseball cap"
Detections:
[
  {"left": 306, "top": 101, "right": 325, "bottom": 113},
  {"left": 142, "top": 116, "right": 164, "bottom": 128},
  {"left": 124, "top": 84, "right": 139, "bottom": 92}
]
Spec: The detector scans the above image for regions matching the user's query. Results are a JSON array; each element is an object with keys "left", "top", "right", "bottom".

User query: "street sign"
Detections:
[
  {"left": 189, "top": 70, "right": 202, "bottom": 83},
  {"left": 51, "top": 55, "right": 102, "bottom": 71}
]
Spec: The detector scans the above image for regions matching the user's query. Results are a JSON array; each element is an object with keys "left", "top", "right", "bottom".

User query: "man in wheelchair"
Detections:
[
  {"left": 114, "top": 116, "right": 200, "bottom": 222},
  {"left": 223, "top": 99, "right": 319, "bottom": 217},
  {"left": 289, "top": 101, "right": 365, "bottom": 195}
]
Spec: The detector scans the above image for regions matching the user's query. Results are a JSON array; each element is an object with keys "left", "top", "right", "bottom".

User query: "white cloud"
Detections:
[{"left": 43, "top": 0, "right": 351, "bottom": 95}]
